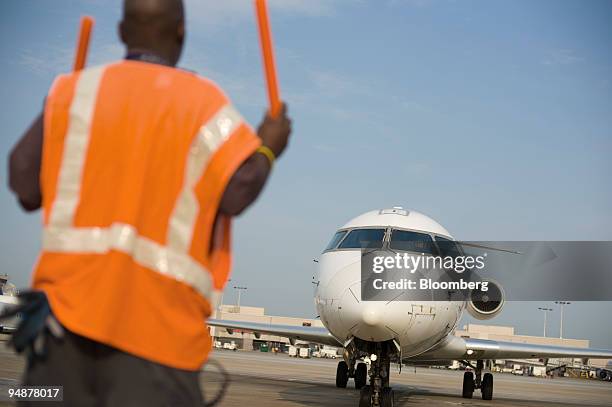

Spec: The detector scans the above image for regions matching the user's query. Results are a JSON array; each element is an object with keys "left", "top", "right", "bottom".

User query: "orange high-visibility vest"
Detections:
[{"left": 33, "top": 61, "right": 260, "bottom": 370}]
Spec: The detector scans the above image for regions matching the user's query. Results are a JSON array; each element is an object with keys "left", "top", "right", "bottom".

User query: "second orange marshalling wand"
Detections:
[
  {"left": 73, "top": 16, "right": 94, "bottom": 72},
  {"left": 255, "top": 0, "right": 281, "bottom": 118}
]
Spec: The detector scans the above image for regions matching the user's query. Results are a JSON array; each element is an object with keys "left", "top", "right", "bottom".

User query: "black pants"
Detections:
[{"left": 21, "top": 329, "right": 203, "bottom": 406}]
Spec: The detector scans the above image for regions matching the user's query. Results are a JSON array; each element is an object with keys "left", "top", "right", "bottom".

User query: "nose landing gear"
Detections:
[
  {"left": 359, "top": 348, "right": 394, "bottom": 407},
  {"left": 461, "top": 360, "right": 494, "bottom": 400},
  {"left": 337, "top": 341, "right": 397, "bottom": 407},
  {"left": 336, "top": 360, "right": 350, "bottom": 388},
  {"left": 354, "top": 362, "right": 368, "bottom": 389},
  {"left": 336, "top": 359, "right": 368, "bottom": 389}
]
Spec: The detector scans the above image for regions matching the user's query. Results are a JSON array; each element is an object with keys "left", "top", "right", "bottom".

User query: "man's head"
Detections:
[{"left": 119, "top": 0, "right": 185, "bottom": 66}]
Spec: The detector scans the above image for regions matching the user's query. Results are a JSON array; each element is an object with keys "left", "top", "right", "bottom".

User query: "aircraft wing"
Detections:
[
  {"left": 0, "top": 326, "right": 16, "bottom": 334},
  {"left": 408, "top": 335, "right": 612, "bottom": 362},
  {"left": 207, "top": 318, "right": 342, "bottom": 347}
]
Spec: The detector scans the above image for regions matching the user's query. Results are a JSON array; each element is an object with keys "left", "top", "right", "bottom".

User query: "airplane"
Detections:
[
  {"left": 209, "top": 207, "right": 612, "bottom": 407},
  {"left": 0, "top": 275, "right": 18, "bottom": 333}
]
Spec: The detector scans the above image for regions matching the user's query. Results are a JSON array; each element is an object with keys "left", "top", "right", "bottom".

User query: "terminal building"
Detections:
[
  {"left": 210, "top": 305, "right": 612, "bottom": 373},
  {"left": 210, "top": 304, "right": 326, "bottom": 351}
]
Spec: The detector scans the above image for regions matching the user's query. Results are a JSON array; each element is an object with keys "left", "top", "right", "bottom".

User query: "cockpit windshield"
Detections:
[
  {"left": 435, "top": 236, "right": 462, "bottom": 257},
  {"left": 389, "top": 230, "right": 436, "bottom": 254},
  {"left": 338, "top": 229, "right": 385, "bottom": 249},
  {"left": 324, "top": 230, "right": 348, "bottom": 251}
]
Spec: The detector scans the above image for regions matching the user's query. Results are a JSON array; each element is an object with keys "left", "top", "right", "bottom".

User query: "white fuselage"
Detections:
[{"left": 314, "top": 208, "right": 466, "bottom": 357}]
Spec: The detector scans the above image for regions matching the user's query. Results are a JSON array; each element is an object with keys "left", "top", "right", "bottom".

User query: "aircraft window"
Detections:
[
  {"left": 436, "top": 236, "right": 462, "bottom": 257},
  {"left": 324, "top": 231, "right": 348, "bottom": 251},
  {"left": 389, "top": 230, "right": 436, "bottom": 254},
  {"left": 338, "top": 229, "right": 385, "bottom": 249}
]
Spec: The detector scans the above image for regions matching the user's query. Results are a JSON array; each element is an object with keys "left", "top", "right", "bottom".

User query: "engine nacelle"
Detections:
[
  {"left": 467, "top": 280, "right": 505, "bottom": 320},
  {"left": 598, "top": 369, "right": 611, "bottom": 381}
]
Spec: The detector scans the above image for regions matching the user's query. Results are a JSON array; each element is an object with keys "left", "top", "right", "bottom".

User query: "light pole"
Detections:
[
  {"left": 537, "top": 307, "right": 553, "bottom": 337},
  {"left": 217, "top": 279, "right": 232, "bottom": 314},
  {"left": 555, "top": 301, "right": 571, "bottom": 339},
  {"left": 234, "top": 286, "right": 247, "bottom": 312}
]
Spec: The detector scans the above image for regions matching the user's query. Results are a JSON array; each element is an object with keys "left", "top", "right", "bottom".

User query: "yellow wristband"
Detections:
[{"left": 256, "top": 145, "right": 276, "bottom": 168}]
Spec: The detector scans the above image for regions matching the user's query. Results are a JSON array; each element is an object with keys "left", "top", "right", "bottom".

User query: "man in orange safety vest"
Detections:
[{"left": 7, "top": 0, "right": 291, "bottom": 404}]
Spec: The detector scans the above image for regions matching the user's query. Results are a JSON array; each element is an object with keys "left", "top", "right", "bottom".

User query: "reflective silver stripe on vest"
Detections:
[
  {"left": 49, "top": 66, "right": 105, "bottom": 227},
  {"left": 167, "top": 104, "right": 244, "bottom": 253},
  {"left": 43, "top": 224, "right": 214, "bottom": 298}
]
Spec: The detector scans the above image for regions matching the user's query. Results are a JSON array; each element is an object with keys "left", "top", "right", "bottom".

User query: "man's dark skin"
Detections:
[{"left": 9, "top": 0, "right": 291, "bottom": 217}]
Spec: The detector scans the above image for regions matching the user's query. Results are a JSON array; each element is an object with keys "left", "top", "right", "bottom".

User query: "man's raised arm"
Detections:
[{"left": 219, "top": 103, "right": 291, "bottom": 216}]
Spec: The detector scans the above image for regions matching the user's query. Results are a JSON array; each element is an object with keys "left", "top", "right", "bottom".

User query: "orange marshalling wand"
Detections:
[
  {"left": 254, "top": 0, "right": 281, "bottom": 118},
  {"left": 73, "top": 16, "right": 94, "bottom": 72}
]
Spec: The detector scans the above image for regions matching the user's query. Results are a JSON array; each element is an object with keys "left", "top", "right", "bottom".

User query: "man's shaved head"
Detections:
[{"left": 120, "top": 0, "right": 185, "bottom": 66}]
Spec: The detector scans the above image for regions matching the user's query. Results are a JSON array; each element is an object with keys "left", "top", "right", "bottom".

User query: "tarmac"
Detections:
[{"left": 1, "top": 339, "right": 611, "bottom": 406}]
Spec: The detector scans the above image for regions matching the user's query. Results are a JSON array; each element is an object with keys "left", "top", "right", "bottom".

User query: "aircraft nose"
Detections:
[
  {"left": 362, "top": 305, "right": 381, "bottom": 326},
  {"left": 340, "top": 293, "right": 395, "bottom": 342}
]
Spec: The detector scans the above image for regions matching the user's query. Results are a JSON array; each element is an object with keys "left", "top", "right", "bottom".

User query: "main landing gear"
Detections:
[{"left": 462, "top": 360, "right": 493, "bottom": 400}]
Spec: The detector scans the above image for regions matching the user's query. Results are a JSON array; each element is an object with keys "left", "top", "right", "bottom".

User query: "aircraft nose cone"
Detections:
[{"left": 362, "top": 306, "right": 381, "bottom": 327}]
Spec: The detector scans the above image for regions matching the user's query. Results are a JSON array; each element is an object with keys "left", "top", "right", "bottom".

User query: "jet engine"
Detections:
[
  {"left": 598, "top": 369, "right": 611, "bottom": 381},
  {"left": 466, "top": 280, "right": 505, "bottom": 320}
]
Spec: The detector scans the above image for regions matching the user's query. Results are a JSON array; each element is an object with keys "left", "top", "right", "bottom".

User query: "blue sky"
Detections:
[{"left": 1, "top": 0, "right": 611, "bottom": 347}]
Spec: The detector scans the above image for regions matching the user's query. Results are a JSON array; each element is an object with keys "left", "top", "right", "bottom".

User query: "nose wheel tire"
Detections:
[
  {"left": 481, "top": 373, "right": 493, "bottom": 400},
  {"left": 462, "top": 371, "right": 475, "bottom": 399},
  {"left": 355, "top": 363, "right": 367, "bottom": 389},
  {"left": 336, "top": 361, "right": 349, "bottom": 388}
]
